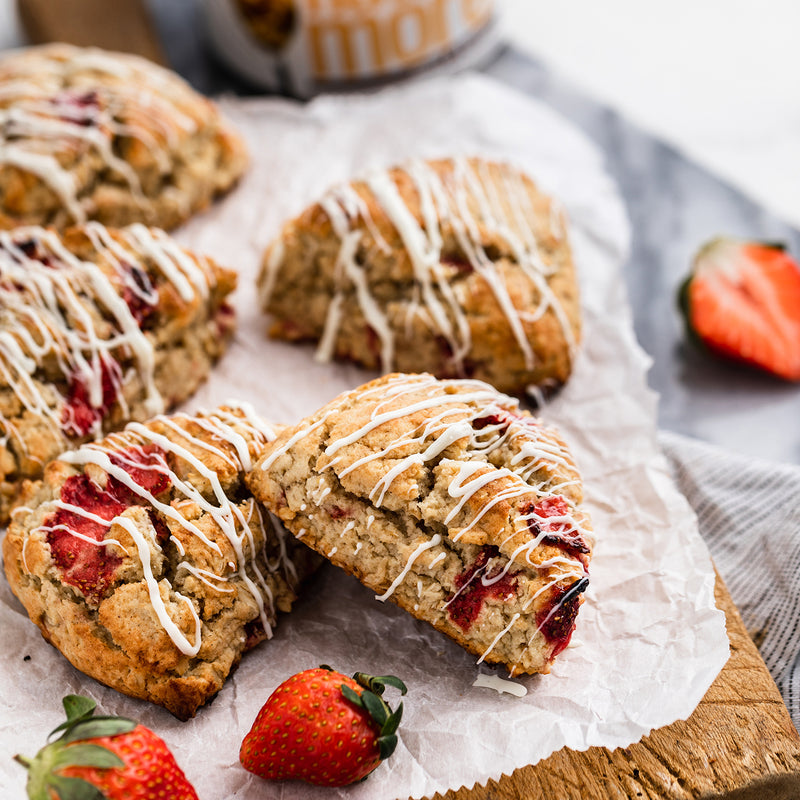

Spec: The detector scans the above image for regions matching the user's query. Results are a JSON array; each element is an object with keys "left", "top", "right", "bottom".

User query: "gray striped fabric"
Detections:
[{"left": 659, "top": 430, "right": 800, "bottom": 732}]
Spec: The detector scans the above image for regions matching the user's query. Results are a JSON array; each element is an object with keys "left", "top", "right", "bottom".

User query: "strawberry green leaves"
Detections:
[
  {"left": 15, "top": 695, "right": 197, "bottom": 800},
  {"left": 339, "top": 671, "right": 407, "bottom": 761}
]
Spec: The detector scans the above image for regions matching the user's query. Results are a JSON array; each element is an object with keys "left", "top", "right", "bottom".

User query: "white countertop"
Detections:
[{"left": 500, "top": 0, "right": 800, "bottom": 229}]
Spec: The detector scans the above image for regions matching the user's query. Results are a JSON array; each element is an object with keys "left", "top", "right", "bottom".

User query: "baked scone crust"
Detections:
[
  {"left": 0, "top": 223, "right": 236, "bottom": 522},
  {"left": 258, "top": 157, "right": 581, "bottom": 396},
  {"left": 247, "top": 373, "right": 593, "bottom": 676},
  {"left": 4, "top": 404, "right": 320, "bottom": 720},
  {"left": 0, "top": 44, "right": 247, "bottom": 230}
]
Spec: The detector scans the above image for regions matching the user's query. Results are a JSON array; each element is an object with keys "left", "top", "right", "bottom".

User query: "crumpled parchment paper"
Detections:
[{"left": 0, "top": 74, "right": 729, "bottom": 799}]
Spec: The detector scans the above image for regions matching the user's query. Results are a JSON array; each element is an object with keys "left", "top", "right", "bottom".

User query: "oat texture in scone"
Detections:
[
  {"left": 258, "top": 157, "right": 581, "bottom": 396},
  {"left": 0, "top": 223, "right": 236, "bottom": 523},
  {"left": 247, "top": 373, "right": 593, "bottom": 676},
  {"left": 0, "top": 44, "right": 247, "bottom": 230},
  {"left": 3, "top": 404, "right": 321, "bottom": 720}
]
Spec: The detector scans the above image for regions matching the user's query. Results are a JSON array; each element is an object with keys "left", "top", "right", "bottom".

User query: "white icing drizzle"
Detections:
[
  {"left": 477, "top": 614, "right": 522, "bottom": 665},
  {"left": 178, "top": 562, "right": 235, "bottom": 593},
  {"left": 0, "top": 224, "right": 216, "bottom": 451},
  {"left": 36, "top": 405, "right": 289, "bottom": 656},
  {"left": 263, "top": 158, "right": 576, "bottom": 376},
  {"left": 271, "top": 374, "right": 590, "bottom": 667},
  {"left": 472, "top": 673, "right": 528, "bottom": 697},
  {"left": 375, "top": 534, "right": 442, "bottom": 602},
  {"left": 0, "top": 146, "right": 85, "bottom": 222},
  {"left": 0, "top": 46, "right": 201, "bottom": 223},
  {"left": 428, "top": 552, "right": 446, "bottom": 569}
]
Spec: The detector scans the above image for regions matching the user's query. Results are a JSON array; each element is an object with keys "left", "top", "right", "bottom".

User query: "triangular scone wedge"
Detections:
[
  {"left": 258, "top": 157, "right": 580, "bottom": 396},
  {"left": 4, "top": 404, "right": 321, "bottom": 720},
  {"left": 247, "top": 373, "right": 593, "bottom": 676},
  {"left": 0, "top": 223, "right": 236, "bottom": 523},
  {"left": 0, "top": 43, "right": 247, "bottom": 230}
]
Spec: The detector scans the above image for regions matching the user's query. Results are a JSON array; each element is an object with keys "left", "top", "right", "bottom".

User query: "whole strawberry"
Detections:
[
  {"left": 15, "top": 694, "right": 198, "bottom": 800},
  {"left": 240, "top": 665, "right": 407, "bottom": 786}
]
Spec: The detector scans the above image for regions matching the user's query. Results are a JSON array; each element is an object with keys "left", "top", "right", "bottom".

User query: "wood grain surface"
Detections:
[
  {"left": 435, "top": 572, "right": 800, "bottom": 800},
  {"left": 16, "top": 0, "right": 165, "bottom": 64}
]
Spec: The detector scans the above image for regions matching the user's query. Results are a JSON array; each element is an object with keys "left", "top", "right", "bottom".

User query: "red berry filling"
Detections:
[
  {"left": 14, "top": 238, "right": 56, "bottom": 267},
  {"left": 122, "top": 263, "right": 158, "bottom": 327},
  {"left": 326, "top": 504, "right": 353, "bottom": 520},
  {"left": 47, "top": 474, "right": 127, "bottom": 603},
  {"left": 447, "top": 545, "right": 518, "bottom": 632},
  {"left": 46, "top": 444, "right": 171, "bottom": 603},
  {"left": 473, "top": 406, "right": 530, "bottom": 432},
  {"left": 61, "top": 356, "right": 122, "bottom": 438},
  {"left": 472, "top": 412, "right": 507, "bottom": 431},
  {"left": 536, "top": 577, "right": 589, "bottom": 658},
  {"left": 440, "top": 252, "right": 474, "bottom": 273},
  {"left": 244, "top": 618, "right": 267, "bottom": 650},
  {"left": 365, "top": 325, "right": 381, "bottom": 360},
  {"left": 215, "top": 301, "right": 236, "bottom": 339},
  {"left": 107, "top": 445, "right": 171, "bottom": 499},
  {"left": 524, "top": 495, "right": 590, "bottom": 564},
  {"left": 52, "top": 89, "right": 100, "bottom": 126}
]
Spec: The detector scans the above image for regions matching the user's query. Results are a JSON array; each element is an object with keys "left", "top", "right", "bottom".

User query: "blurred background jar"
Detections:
[{"left": 204, "top": 0, "right": 499, "bottom": 95}]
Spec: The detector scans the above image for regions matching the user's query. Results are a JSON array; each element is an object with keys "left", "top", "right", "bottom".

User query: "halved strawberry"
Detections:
[{"left": 679, "top": 238, "right": 800, "bottom": 380}]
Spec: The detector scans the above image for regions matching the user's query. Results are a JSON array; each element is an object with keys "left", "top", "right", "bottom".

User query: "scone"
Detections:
[
  {"left": 247, "top": 373, "right": 593, "bottom": 676},
  {"left": 258, "top": 157, "right": 581, "bottom": 396},
  {"left": 0, "top": 223, "right": 236, "bottom": 522},
  {"left": 4, "top": 404, "right": 321, "bottom": 720},
  {"left": 0, "top": 43, "right": 247, "bottom": 230}
]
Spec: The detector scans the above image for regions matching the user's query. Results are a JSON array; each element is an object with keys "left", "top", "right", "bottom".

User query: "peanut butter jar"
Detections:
[{"left": 205, "top": 0, "right": 499, "bottom": 95}]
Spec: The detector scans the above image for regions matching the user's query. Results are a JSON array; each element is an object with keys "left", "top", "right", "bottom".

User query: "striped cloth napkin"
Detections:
[{"left": 659, "top": 430, "right": 800, "bottom": 732}]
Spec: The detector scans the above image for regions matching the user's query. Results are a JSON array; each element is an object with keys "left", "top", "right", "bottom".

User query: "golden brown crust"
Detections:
[
  {"left": 0, "top": 44, "right": 248, "bottom": 230},
  {"left": 4, "top": 406, "right": 320, "bottom": 720},
  {"left": 247, "top": 373, "right": 593, "bottom": 676},
  {"left": 0, "top": 223, "right": 236, "bottom": 523},
  {"left": 259, "top": 157, "right": 581, "bottom": 395}
]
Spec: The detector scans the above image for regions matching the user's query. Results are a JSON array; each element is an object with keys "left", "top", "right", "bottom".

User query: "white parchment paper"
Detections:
[{"left": 0, "top": 75, "right": 729, "bottom": 798}]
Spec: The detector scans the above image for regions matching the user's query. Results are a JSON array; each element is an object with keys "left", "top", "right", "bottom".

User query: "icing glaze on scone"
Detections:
[
  {"left": 0, "top": 44, "right": 247, "bottom": 230},
  {"left": 0, "top": 223, "right": 235, "bottom": 522},
  {"left": 259, "top": 157, "right": 580, "bottom": 396},
  {"left": 5, "top": 404, "right": 320, "bottom": 719},
  {"left": 249, "top": 373, "right": 592, "bottom": 675}
]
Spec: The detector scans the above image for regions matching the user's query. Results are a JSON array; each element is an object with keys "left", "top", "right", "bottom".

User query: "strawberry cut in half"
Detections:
[{"left": 679, "top": 237, "right": 800, "bottom": 380}]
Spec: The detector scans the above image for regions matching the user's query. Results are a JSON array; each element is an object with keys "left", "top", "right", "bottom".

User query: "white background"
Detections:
[
  {"left": 2, "top": 0, "right": 798, "bottom": 228},
  {"left": 500, "top": 0, "right": 800, "bottom": 228}
]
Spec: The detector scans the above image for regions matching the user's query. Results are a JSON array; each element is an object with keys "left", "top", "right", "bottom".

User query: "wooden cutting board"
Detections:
[
  {"left": 441, "top": 572, "right": 800, "bottom": 800},
  {"left": 14, "top": 2, "right": 800, "bottom": 797}
]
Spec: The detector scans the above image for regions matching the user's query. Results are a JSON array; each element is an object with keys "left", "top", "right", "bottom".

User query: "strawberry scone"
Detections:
[
  {"left": 258, "top": 157, "right": 581, "bottom": 396},
  {"left": 0, "top": 223, "right": 235, "bottom": 523},
  {"left": 4, "top": 404, "right": 321, "bottom": 720},
  {"left": 247, "top": 373, "right": 593, "bottom": 676},
  {"left": 0, "top": 44, "right": 247, "bottom": 230}
]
